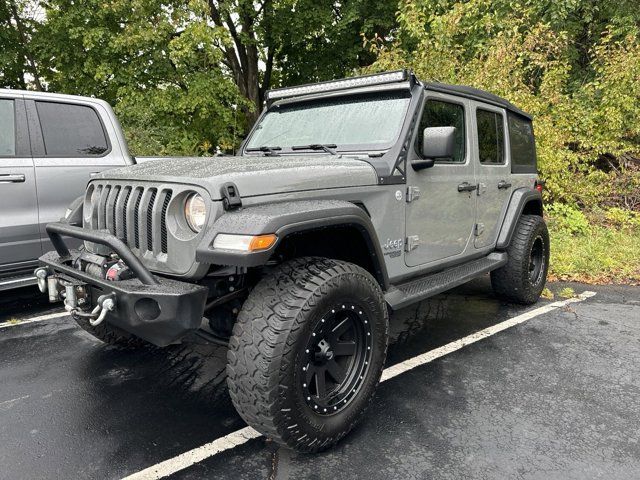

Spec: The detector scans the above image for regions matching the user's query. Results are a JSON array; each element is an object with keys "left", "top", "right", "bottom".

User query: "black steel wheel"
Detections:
[
  {"left": 302, "top": 304, "right": 372, "bottom": 415},
  {"left": 528, "top": 235, "right": 545, "bottom": 286},
  {"left": 491, "top": 214, "right": 550, "bottom": 304},
  {"left": 227, "top": 257, "right": 388, "bottom": 452}
]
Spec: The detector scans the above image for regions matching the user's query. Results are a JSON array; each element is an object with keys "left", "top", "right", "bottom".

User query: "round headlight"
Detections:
[{"left": 184, "top": 193, "right": 207, "bottom": 232}]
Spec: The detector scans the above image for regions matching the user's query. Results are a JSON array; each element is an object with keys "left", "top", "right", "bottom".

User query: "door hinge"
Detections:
[
  {"left": 474, "top": 223, "right": 485, "bottom": 236},
  {"left": 477, "top": 182, "right": 487, "bottom": 196},
  {"left": 405, "top": 235, "right": 420, "bottom": 252},
  {"left": 406, "top": 186, "right": 421, "bottom": 203}
]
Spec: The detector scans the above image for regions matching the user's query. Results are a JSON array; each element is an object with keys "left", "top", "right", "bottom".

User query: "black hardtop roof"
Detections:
[{"left": 423, "top": 81, "right": 532, "bottom": 120}]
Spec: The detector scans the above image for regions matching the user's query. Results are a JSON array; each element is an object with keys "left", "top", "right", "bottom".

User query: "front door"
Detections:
[
  {"left": 0, "top": 97, "right": 41, "bottom": 271},
  {"left": 405, "top": 93, "right": 477, "bottom": 268},
  {"left": 472, "top": 104, "right": 511, "bottom": 249}
]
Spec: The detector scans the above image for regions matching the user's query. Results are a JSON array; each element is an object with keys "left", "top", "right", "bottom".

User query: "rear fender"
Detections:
[{"left": 496, "top": 188, "right": 543, "bottom": 249}]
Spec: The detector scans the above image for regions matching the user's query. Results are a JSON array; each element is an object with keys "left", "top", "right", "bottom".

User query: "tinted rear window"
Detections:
[
  {"left": 0, "top": 99, "right": 16, "bottom": 156},
  {"left": 508, "top": 113, "right": 536, "bottom": 173},
  {"left": 476, "top": 109, "right": 505, "bottom": 165},
  {"left": 36, "top": 101, "right": 109, "bottom": 156}
]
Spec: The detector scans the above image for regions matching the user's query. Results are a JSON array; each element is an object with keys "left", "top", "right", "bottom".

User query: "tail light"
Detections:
[{"left": 534, "top": 179, "right": 544, "bottom": 193}]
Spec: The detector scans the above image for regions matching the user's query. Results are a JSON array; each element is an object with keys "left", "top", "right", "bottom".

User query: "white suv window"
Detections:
[{"left": 0, "top": 99, "right": 16, "bottom": 156}]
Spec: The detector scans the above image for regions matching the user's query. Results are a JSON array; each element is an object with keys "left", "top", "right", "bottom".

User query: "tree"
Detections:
[
  {"left": 0, "top": 0, "right": 43, "bottom": 89},
  {"left": 37, "top": 0, "right": 248, "bottom": 155},
  {"left": 205, "top": 0, "right": 398, "bottom": 124}
]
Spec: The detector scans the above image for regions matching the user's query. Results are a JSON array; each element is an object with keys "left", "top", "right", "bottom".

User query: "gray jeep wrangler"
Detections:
[{"left": 36, "top": 70, "right": 549, "bottom": 452}]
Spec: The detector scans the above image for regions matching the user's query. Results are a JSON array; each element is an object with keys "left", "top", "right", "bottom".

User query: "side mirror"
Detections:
[{"left": 412, "top": 126, "right": 456, "bottom": 171}]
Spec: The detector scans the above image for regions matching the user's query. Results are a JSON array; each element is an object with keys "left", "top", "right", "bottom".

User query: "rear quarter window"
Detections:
[
  {"left": 508, "top": 113, "right": 537, "bottom": 173},
  {"left": 36, "top": 101, "right": 109, "bottom": 157}
]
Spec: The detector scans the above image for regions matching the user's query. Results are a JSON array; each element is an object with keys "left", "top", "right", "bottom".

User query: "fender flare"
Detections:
[
  {"left": 496, "top": 188, "right": 543, "bottom": 249},
  {"left": 196, "top": 200, "right": 389, "bottom": 289}
]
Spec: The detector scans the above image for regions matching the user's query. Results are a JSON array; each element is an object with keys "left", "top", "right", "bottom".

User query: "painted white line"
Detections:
[
  {"left": 0, "top": 311, "right": 68, "bottom": 329},
  {"left": 122, "top": 291, "right": 596, "bottom": 480},
  {"left": 123, "top": 427, "right": 262, "bottom": 480},
  {"left": 381, "top": 291, "right": 596, "bottom": 381}
]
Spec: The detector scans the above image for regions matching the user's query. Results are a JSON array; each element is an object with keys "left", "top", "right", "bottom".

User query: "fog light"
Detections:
[{"left": 135, "top": 298, "right": 161, "bottom": 321}]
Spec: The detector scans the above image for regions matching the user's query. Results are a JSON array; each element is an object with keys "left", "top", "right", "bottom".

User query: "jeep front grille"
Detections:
[{"left": 90, "top": 183, "right": 173, "bottom": 257}]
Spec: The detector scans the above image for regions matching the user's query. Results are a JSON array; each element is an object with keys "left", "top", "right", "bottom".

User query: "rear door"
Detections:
[
  {"left": 405, "top": 92, "right": 477, "bottom": 267},
  {"left": 472, "top": 104, "right": 511, "bottom": 248},
  {"left": 25, "top": 99, "right": 128, "bottom": 253},
  {"left": 0, "top": 95, "right": 41, "bottom": 275}
]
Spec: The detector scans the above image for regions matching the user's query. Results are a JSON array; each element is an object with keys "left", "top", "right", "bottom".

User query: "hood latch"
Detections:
[{"left": 221, "top": 182, "right": 242, "bottom": 210}]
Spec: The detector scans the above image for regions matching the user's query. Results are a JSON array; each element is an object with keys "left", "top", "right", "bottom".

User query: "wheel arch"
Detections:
[
  {"left": 496, "top": 188, "right": 543, "bottom": 250},
  {"left": 196, "top": 200, "right": 389, "bottom": 289}
]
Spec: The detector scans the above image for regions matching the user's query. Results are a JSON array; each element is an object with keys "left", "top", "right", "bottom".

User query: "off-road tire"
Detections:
[
  {"left": 74, "top": 315, "right": 150, "bottom": 350},
  {"left": 491, "top": 214, "right": 550, "bottom": 304},
  {"left": 227, "top": 257, "right": 389, "bottom": 452}
]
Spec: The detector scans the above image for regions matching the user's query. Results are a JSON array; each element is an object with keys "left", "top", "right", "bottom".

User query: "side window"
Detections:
[
  {"left": 476, "top": 109, "right": 505, "bottom": 165},
  {"left": 416, "top": 99, "right": 465, "bottom": 163},
  {"left": 36, "top": 101, "right": 109, "bottom": 157},
  {"left": 508, "top": 112, "right": 537, "bottom": 173},
  {"left": 0, "top": 99, "right": 16, "bottom": 156}
]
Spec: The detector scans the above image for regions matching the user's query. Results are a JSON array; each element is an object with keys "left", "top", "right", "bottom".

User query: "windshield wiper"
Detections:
[
  {"left": 246, "top": 145, "right": 282, "bottom": 156},
  {"left": 291, "top": 144, "right": 337, "bottom": 155}
]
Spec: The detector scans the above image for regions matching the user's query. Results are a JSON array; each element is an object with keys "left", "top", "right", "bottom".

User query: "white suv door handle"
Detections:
[
  {"left": 0, "top": 174, "right": 26, "bottom": 183},
  {"left": 497, "top": 180, "right": 512, "bottom": 189}
]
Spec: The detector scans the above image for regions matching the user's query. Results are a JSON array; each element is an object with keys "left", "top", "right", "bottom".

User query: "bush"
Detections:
[{"left": 546, "top": 203, "right": 590, "bottom": 236}]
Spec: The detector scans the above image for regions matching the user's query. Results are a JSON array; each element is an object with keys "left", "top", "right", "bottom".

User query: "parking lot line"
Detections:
[
  {"left": 0, "top": 311, "right": 68, "bottom": 329},
  {"left": 122, "top": 291, "right": 596, "bottom": 480}
]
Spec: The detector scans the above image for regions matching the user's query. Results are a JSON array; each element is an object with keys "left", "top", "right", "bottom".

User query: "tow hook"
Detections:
[
  {"left": 65, "top": 293, "right": 116, "bottom": 327},
  {"left": 34, "top": 267, "right": 48, "bottom": 293}
]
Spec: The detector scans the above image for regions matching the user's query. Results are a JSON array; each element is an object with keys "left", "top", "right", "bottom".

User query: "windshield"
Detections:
[{"left": 246, "top": 92, "right": 411, "bottom": 152}]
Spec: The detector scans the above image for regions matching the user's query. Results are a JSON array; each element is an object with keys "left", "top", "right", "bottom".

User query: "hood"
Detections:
[{"left": 97, "top": 155, "right": 378, "bottom": 199}]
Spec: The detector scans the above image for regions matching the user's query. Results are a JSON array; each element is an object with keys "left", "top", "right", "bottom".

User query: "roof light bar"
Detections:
[{"left": 265, "top": 70, "right": 409, "bottom": 102}]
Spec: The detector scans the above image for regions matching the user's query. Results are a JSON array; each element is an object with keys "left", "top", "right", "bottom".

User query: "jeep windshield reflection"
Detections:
[{"left": 245, "top": 92, "right": 411, "bottom": 154}]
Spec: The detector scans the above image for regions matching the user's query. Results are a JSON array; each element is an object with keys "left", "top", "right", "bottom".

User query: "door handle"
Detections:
[
  {"left": 497, "top": 180, "right": 512, "bottom": 189},
  {"left": 0, "top": 174, "right": 26, "bottom": 183},
  {"left": 457, "top": 182, "right": 477, "bottom": 192}
]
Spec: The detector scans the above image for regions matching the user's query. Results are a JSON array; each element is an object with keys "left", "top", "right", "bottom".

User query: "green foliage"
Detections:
[
  {"left": 546, "top": 203, "right": 591, "bottom": 236},
  {"left": 558, "top": 287, "right": 575, "bottom": 299},
  {"left": 604, "top": 207, "right": 640, "bottom": 230},
  {"left": 368, "top": 0, "right": 640, "bottom": 211},
  {"left": 1, "top": 0, "right": 399, "bottom": 155},
  {"left": 549, "top": 220, "right": 640, "bottom": 283}
]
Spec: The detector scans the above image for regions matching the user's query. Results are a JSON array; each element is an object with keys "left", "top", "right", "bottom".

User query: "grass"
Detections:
[{"left": 548, "top": 222, "right": 640, "bottom": 284}]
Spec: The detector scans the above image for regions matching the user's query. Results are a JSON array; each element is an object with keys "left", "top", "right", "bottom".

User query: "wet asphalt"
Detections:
[{"left": 0, "top": 278, "right": 638, "bottom": 480}]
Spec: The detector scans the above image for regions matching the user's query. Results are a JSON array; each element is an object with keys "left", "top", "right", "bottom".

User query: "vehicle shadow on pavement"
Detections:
[{"left": 71, "top": 276, "right": 527, "bottom": 460}]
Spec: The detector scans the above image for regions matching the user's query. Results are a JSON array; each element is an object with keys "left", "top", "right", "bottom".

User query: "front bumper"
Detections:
[{"left": 39, "top": 222, "right": 208, "bottom": 347}]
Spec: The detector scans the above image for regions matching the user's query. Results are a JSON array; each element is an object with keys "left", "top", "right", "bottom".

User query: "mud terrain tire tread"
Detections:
[
  {"left": 491, "top": 214, "right": 550, "bottom": 304},
  {"left": 226, "top": 257, "right": 388, "bottom": 452}
]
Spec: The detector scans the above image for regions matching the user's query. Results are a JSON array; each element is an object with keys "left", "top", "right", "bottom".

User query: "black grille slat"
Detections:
[
  {"left": 89, "top": 182, "right": 173, "bottom": 257},
  {"left": 134, "top": 190, "right": 143, "bottom": 249},
  {"left": 106, "top": 186, "right": 120, "bottom": 235},
  {"left": 160, "top": 191, "right": 172, "bottom": 254},
  {"left": 146, "top": 189, "right": 157, "bottom": 252},
  {"left": 116, "top": 186, "right": 131, "bottom": 241},
  {"left": 97, "top": 185, "right": 110, "bottom": 230}
]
